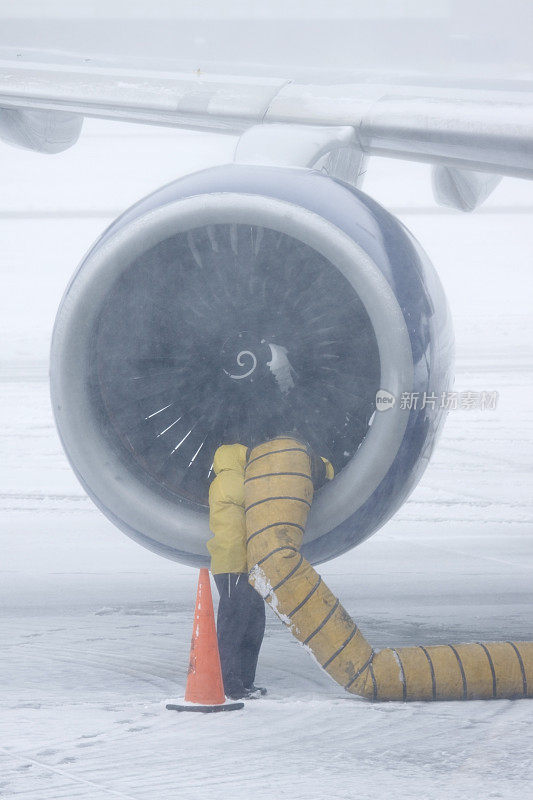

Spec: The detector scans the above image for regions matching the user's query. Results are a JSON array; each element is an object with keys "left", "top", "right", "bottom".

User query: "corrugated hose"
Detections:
[{"left": 244, "top": 437, "right": 532, "bottom": 701}]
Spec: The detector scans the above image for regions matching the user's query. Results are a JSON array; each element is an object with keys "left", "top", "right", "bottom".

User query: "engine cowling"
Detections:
[{"left": 50, "top": 164, "right": 454, "bottom": 566}]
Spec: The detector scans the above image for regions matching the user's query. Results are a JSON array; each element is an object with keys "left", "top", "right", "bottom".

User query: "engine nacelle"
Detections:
[{"left": 50, "top": 165, "right": 453, "bottom": 566}]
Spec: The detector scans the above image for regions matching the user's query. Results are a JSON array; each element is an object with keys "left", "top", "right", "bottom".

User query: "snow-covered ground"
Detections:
[{"left": 1, "top": 121, "right": 532, "bottom": 800}]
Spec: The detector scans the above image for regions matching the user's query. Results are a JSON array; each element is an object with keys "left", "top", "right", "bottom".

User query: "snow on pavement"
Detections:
[{"left": 1, "top": 122, "right": 532, "bottom": 799}]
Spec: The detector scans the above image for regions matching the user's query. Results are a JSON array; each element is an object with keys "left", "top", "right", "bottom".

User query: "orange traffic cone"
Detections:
[{"left": 166, "top": 569, "right": 244, "bottom": 713}]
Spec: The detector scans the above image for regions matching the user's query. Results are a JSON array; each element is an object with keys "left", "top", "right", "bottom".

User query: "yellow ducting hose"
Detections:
[{"left": 244, "top": 437, "right": 532, "bottom": 701}]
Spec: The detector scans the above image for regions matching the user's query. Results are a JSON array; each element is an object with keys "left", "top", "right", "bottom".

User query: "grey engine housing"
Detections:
[{"left": 50, "top": 165, "right": 453, "bottom": 567}]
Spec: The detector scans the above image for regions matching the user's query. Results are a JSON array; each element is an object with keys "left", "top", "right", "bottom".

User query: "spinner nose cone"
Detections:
[{"left": 221, "top": 332, "right": 271, "bottom": 384}]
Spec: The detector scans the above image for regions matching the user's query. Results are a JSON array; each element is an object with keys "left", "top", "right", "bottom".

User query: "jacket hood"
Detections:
[{"left": 213, "top": 443, "right": 248, "bottom": 475}]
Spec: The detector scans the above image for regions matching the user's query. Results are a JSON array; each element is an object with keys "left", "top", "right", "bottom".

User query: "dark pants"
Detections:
[{"left": 214, "top": 573, "right": 266, "bottom": 695}]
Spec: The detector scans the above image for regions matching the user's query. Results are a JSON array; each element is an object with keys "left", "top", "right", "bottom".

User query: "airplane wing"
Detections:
[{"left": 1, "top": 50, "right": 532, "bottom": 181}]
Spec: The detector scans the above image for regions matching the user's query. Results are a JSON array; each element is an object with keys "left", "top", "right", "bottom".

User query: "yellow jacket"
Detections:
[
  {"left": 207, "top": 444, "right": 248, "bottom": 575},
  {"left": 207, "top": 443, "right": 334, "bottom": 575}
]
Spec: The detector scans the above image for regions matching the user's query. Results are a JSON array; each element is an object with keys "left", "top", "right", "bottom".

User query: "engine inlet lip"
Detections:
[{"left": 51, "top": 192, "right": 413, "bottom": 563}]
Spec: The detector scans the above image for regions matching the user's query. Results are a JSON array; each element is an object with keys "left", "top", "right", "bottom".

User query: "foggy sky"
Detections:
[{"left": 1, "top": 0, "right": 532, "bottom": 81}]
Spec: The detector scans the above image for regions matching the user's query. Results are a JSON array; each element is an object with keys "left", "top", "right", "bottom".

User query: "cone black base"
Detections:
[{"left": 166, "top": 702, "right": 244, "bottom": 713}]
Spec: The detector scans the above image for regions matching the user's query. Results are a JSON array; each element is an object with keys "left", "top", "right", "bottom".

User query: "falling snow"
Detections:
[{"left": 1, "top": 113, "right": 532, "bottom": 799}]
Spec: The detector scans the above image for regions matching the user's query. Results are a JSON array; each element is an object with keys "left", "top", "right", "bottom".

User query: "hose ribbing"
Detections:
[{"left": 244, "top": 437, "right": 533, "bottom": 701}]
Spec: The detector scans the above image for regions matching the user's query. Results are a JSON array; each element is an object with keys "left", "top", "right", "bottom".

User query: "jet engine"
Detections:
[{"left": 50, "top": 165, "right": 454, "bottom": 567}]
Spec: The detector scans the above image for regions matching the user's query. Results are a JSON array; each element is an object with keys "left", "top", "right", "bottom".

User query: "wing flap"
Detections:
[
  {"left": 268, "top": 83, "right": 533, "bottom": 178},
  {"left": 0, "top": 59, "right": 288, "bottom": 133}
]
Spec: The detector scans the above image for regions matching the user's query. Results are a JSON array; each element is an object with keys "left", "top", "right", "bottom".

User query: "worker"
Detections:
[
  {"left": 207, "top": 437, "right": 334, "bottom": 700},
  {"left": 207, "top": 443, "right": 265, "bottom": 699}
]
